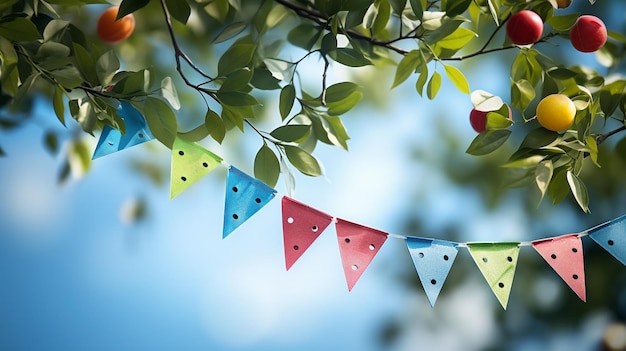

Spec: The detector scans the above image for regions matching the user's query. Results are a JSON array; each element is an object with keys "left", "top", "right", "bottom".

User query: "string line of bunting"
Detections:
[{"left": 92, "top": 103, "right": 626, "bottom": 310}]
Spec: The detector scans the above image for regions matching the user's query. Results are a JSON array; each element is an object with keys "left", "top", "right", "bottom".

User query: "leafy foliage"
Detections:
[{"left": 0, "top": 0, "right": 624, "bottom": 212}]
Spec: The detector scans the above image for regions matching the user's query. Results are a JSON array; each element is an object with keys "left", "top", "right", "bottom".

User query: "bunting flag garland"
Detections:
[
  {"left": 467, "top": 243, "right": 520, "bottom": 309},
  {"left": 222, "top": 166, "right": 277, "bottom": 238},
  {"left": 532, "top": 234, "right": 586, "bottom": 301},
  {"left": 335, "top": 218, "right": 388, "bottom": 291},
  {"left": 92, "top": 102, "right": 154, "bottom": 159},
  {"left": 406, "top": 238, "right": 459, "bottom": 307},
  {"left": 588, "top": 215, "right": 626, "bottom": 266},
  {"left": 170, "top": 137, "right": 223, "bottom": 199},
  {"left": 89, "top": 127, "right": 626, "bottom": 308},
  {"left": 281, "top": 196, "right": 334, "bottom": 271}
]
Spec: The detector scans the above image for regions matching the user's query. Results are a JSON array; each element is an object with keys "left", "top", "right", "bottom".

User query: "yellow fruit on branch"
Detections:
[{"left": 536, "top": 94, "right": 576, "bottom": 132}]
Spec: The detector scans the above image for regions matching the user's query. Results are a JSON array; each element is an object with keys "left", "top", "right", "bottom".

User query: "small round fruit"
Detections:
[
  {"left": 536, "top": 94, "right": 576, "bottom": 132},
  {"left": 570, "top": 15, "right": 607, "bottom": 53},
  {"left": 556, "top": 0, "right": 572, "bottom": 8},
  {"left": 469, "top": 107, "right": 512, "bottom": 133},
  {"left": 506, "top": 10, "right": 544, "bottom": 45},
  {"left": 97, "top": 6, "right": 135, "bottom": 44}
]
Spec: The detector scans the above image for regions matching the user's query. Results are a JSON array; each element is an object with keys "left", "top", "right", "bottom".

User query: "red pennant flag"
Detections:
[
  {"left": 532, "top": 234, "right": 586, "bottom": 301},
  {"left": 335, "top": 218, "right": 388, "bottom": 291},
  {"left": 282, "top": 197, "right": 334, "bottom": 271}
]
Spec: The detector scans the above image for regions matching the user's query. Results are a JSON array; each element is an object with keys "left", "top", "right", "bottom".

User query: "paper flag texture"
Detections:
[
  {"left": 170, "top": 137, "right": 223, "bottom": 199},
  {"left": 467, "top": 242, "right": 520, "bottom": 309},
  {"left": 589, "top": 215, "right": 626, "bottom": 266},
  {"left": 335, "top": 218, "right": 388, "bottom": 291},
  {"left": 92, "top": 102, "right": 154, "bottom": 159},
  {"left": 406, "top": 238, "right": 459, "bottom": 307},
  {"left": 532, "top": 234, "right": 586, "bottom": 301},
  {"left": 223, "top": 166, "right": 276, "bottom": 238},
  {"left": 282, "top": 196, "right": 334, "bottom": 271}
]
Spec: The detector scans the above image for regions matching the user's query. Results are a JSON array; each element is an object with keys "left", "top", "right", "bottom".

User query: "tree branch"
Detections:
[
  {"left": 159, "top": 0, "right": 218, "bottom": 101},
  {"left": 596, "top": 125, "right": 626, "bottom": 145}
]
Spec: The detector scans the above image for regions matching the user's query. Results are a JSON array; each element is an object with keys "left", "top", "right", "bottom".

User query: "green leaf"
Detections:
[
  {"left": 67, "top": 139, "right": 91, "bottom": 179},
  {"left": 547, "top": 13, "right": 578, "bottom": 31},
  {"left": 320, "top": 33, "right": 337, "bottom": 54},
  {"left": 436, "top": 27, "right": 476, "bottom": 50},
  {"left": 165, "top": 0, "right": 191, "bottom": 24},
  {"left": 426, "top": 71, "right": 441, "bottom": 100},
  {"left": 142, "top": 97, "right": 178, "bottom": 148},
  {"left": 72, "top": 43, "right": 99, "bottom": 86},
  {"left": 415, "top": 56, "right": 428, "bottom": 96},
  {"left": 287, "top": 24, "right": 322, "bottom": 51},
  {"left": 519, "top": 128, "right": 560, "bottom": 149},
  {"left": 546, "top": 168, "right": 568, "bottom": 204},
  {"left": 96, "top": 51, "right": 120, "bottom": 86},
  {"left": 118, "top": 0, "right": 150, "bottom": 18},
  {"left": 392, "top": 50, "right": 420, "bottom": 89},
  {"left": 443, "top": 64, "right": 470, "bottom": 94},
  {"left": 0, "top": 17, "right": 42, "bottom": 42},
  {"left": 216, "top": 91, "right": 260, "bottom": 106},
  {"left": 466, "top": 129, "right": 511, "bottom": 155},
  {"left": 510, "top": 79, "right": 535, "bottom": 113},
  {"left": 369, "top": 0, "right": 391, "bottom": 35},
  {"left": 221, "top": 104, "right": 253, "bottom": 130},
  {"left": 44, "top": 131, "right": 59, "bottom": 155},
  {"left": 205, "top": 108, "right": 226, "bottom": 144},
  {"left": 535, "top": 160, "right": 553, "bottom": 204},
  {"left": 566, "top": 171, "right": 590, "bottom": 213},
  {"left": 283, "top": 145, "right": 322, "bottom": 176},
  {"left": 327, "top": 92, "right": 362, "bottom": 115},
  {"left": 254, "top": 143, "right": 280, "bottom": 187},
  {"left": 408, "top": 0, "right": 424, "bottom": 18},
  {"left": 177, "top": 124, "right": 209, "bottom": 142},
  {"left": 263, "top": 58, "right": 295, "bottom": 82},
  {"left": 389, "top": 0, "right": 407, "bottom": 14},
  {"left": 52, "top": 85, "right": 65, "bottom": 125},
  {"left": 250, "top": 66, "right": 281, "bottom": 90},
  {"left": 279, "top": 84, "right": 296, "bottom": 119},
  {"left": 503, "top": 155, "right": 546, "bottom": 168},
  {"left": 445, "top": 0, "right": 472, "bottom": 17},
  {"left": 220, "top": 68, "right": 253, "bottom": 92},
  {"left": 69, "top": 98, "right": 97, "bottom": 133},
  {"left": 160, "top": 76, "right": 180, "bottom": 110},
  {"left": 51, "top": 67, "right": 83, "bottom": 89},
  {"left": 328, "top": 48, "right": 372, "bottom": 67},
  {"left": 270, "top": 124, "right": 310, "bottom": 142},
  {"left": 325, "top": 82, "right": 359, "bottom": 103},
  {"left": 585, "top": 135, "right": 600, "bottom": 167},
  {"left": 217, "top": 43, "right": 256, "bottom": 76},
  {"left": 213, "top": 22, "right": 248, "bottom": 44}
]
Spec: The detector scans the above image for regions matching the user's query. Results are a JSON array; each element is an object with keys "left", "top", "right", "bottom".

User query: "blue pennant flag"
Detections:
[
  {"left": 92, "top": 102, "right": 154, "bottom": 159},
  {"left": 223, "top": 166, "right": 276, "bottom": 238},
  {"left": 589, "top": 215, "right": 626, "bottom": 266},
  {"left": 406, "top": 237, "right": 459, "bottom": 307}
]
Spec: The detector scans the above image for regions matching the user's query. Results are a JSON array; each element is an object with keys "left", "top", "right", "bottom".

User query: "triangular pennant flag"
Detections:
[
  {"left": 170, "top": 137, "right": 223, "bottom": 199},
  {"left": 467, "top": 242, "right": 520, "bottom": 309},
  {"left": 282, "top": 196, "right": 334, "bottom": 271},
  {"left": 335, "top": 218, "right": 388, "bottom": 291},
  {"left": 92, "top": 101, "right": 154, "bottom": 159},
  {"left": 532, "top": 234, "right": 586, "bottom": 301},
  {"left": 223, "top": 166, "right": 276, "bottom": 238},
  {"left": 406, "top": 238, "right": 459, "bottom": 307},
  {"left": 588, "top": 215, "right": 626, "bottom": 266}
]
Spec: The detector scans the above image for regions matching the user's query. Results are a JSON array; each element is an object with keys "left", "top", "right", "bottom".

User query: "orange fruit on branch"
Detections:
[{"left": 97, "top": 6, "right": 135, "bottom": 44}]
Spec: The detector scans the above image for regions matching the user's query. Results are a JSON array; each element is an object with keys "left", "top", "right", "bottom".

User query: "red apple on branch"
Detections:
[
  {"left": 570, "top": 15, "right": 607, "bottom": 53},
  {"left": 506, "top": 10, "right": 544, "bottom": 46}
]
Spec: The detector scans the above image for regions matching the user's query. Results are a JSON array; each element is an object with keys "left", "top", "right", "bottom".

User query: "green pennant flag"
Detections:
[
  {"left": 467, "top": 242, "right": 520, "bottom": 310},
  {"left": 170, "top": 137, "right": 223, "bottom": 199}
]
